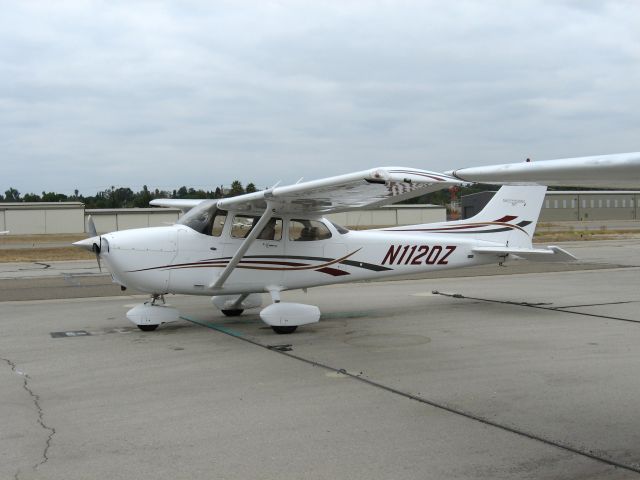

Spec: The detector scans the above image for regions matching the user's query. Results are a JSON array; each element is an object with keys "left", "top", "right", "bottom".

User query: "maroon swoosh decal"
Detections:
[
  {"left": 126, "top": 250, "right": 362, "bottom": 274},
  {"left": 315, "top": 267, "right": 350, "bottom": 276},
  {"left": 494, "top": 215, "right": 517, "bottom": 223},
  {"left": 383, "top": 220, "right": 530, "bottom": 235}
]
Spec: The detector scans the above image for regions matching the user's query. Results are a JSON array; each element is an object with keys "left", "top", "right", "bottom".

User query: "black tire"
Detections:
[
  {"left": 138, "top": 324, "right": 159, "bottom": 332},
  {"left": 222, "top": 309, "right": 244, "bottom": 317},
  {"left": 272, "top": 325, "right": 298, "bottom": 334}
]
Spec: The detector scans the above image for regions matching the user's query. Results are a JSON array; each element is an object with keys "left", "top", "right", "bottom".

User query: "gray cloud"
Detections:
[{"left": 1, "top": 0, "right": 639, "bottom": 194}]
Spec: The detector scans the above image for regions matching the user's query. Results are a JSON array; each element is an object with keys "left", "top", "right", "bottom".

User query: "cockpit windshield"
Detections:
[
  {"left": 176, "top": 200, "right": 219, "bottom": 235},
  {"left": 329, "top": 221, "right": 349, "bottom": 234}
]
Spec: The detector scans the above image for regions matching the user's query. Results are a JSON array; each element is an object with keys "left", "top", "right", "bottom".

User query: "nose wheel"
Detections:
[
  {"left": 126, "top": 295, "right": 179, "bottom": 332},
  {"left": 138, "top": 324, "right": 159, "bottom": 332},
  {"left": 271, "top": 325, "right": 298, "bottom": 334}
]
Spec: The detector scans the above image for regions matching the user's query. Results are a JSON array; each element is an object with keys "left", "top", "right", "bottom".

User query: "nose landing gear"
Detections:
[{"left": 126, "top": 294, "right": 179, "bottom": 332}]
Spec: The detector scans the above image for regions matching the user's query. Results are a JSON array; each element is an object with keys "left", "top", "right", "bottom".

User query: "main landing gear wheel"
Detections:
[
  {"left": 137, "top": 324, "right": 159, "bottom": 332},
  {"left": 222, "top": 309, "right": 244, "bottom": 317},
  {"left": 271, "top": 325, "right": 298, "bottom": 334}
]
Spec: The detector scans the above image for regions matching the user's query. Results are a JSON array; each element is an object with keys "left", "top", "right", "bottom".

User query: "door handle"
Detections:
[{"left": 262, "top": 242, "right": 278, "bottom": 248}]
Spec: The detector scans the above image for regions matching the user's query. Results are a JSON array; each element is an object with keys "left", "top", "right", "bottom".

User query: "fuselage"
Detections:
[{"left": 99, "top": 216, "right": 501, "bottom": 296}]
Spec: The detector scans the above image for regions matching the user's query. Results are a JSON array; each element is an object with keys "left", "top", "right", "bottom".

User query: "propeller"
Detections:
[
  {"left": 87, "top": 216, "right": 102, "bottom": 272},
  {"left": 73, "top": 216, "right": 103, "bottom": 272},
  {"left": 87, "top": 214, "right": 97, "bottom": 237}
]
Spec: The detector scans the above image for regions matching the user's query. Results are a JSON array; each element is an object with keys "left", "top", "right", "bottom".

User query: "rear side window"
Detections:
[{"left": 289, "top": 219, "right": 332, "bottom": 241}]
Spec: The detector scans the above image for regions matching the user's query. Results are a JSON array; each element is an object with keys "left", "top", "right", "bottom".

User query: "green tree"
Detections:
[
  {"left": 134, "top": 185, "right": 152, "bottom": 207},
  {"left": 4, "top": 187, "right": 20, "bottom": 202},
  {"left": 111, "top": 187, "right": 134, "bottom": 208},
  {"left": 23, "top": 192, "right": 41, "bottom": 202},
  {"left": 245, "top": 183, "right": 257, "bottom": 193},
  {"left": 228, "top": 180, "right": 244, "bottom": 197},
  {"left": 41, "top": 191, "right": 68, "bottom": 202},
  {"left": 174, "top": 186, "right": 188, "bottom": 198}
]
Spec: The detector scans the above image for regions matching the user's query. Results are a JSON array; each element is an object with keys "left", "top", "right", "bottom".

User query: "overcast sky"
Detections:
[{"left": 1, "top": 1, "right": 639, "bottom": 195}]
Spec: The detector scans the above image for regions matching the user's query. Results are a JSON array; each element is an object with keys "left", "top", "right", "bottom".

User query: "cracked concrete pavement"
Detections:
[
  {"left": 2, "top": 238, "right": 640, "bottom": 479},
  {"left": 1, "top": 358, "right": 55, "bottom": 480}
]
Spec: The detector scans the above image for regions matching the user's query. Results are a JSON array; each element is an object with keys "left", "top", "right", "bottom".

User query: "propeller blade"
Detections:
[
  {"left": 81, "top": 216, "right": 102, "bottom": 272},
  {"left": 95, "top": 237, "right": 102, "bottom": 272},
  {"left": 87, "top": 215, "right": 98, "bottom": 237}
]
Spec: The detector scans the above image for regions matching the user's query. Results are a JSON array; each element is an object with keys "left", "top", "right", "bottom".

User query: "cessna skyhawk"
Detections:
[{"left": 74, "top": 152, "right": 640, "bottom": 334}]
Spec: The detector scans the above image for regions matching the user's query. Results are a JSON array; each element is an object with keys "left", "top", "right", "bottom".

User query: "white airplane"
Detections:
[{"left": 73, "top": 152, "right": 640, "bottom": 334}]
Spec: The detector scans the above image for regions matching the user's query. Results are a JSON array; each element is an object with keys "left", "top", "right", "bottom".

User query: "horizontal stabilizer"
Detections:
[{"left": 472, "top": 245, "right": 576, "bottom": 262}]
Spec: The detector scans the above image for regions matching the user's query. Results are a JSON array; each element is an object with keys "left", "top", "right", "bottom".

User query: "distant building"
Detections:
[
  {"left": 0, "top": 202, "right": 85, "bottom": 234},
  {"left": 0, "top": 202, "right": 446, "bottom": 235},
  {"left": 460, "top": 191, "right": 497, "bottom": 219},
  {"left": 462, "top": 191, "right": 640, "bottom": 221}
]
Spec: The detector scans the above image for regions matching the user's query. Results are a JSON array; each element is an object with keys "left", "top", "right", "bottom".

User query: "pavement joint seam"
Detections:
[
  {"left": 552, "top": 300, "right": 640, "bottom": 309},
  {"left": 432, "top": 291, "right": 640, "bottom": 325},
  {"left": 1, "top": 357, "right": 56, "bottom": 478},
  {"left": 180, "top": 315, "right": 640, "bottom": 476}
]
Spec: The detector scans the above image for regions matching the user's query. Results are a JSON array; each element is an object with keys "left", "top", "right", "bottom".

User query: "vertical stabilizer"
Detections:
[
  {"left": 389, "top": 185, "right": 547, "bottom": 248},
  {"left": 463, "top": 185, "right": 547, "bottom": 245}
]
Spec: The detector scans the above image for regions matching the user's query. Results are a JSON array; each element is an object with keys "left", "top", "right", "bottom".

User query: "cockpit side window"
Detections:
[
  {"left": 210, "top": 211, "right": 227, "bottom": 237},
  {"left": 231, "top": 215, "right": 283, "bottom": 240},
  {"left": 289, "top": 219, "right": 332, "bottom": 241}
]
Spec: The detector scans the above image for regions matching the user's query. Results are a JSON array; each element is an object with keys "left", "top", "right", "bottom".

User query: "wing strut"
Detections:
[{"left": 210, "top": 204, "right": 274, "bottom": 290}]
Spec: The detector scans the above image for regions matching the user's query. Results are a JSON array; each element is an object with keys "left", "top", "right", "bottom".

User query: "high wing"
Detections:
[
  {"left": 149, "top": 198, "right": 205, "bottom": 212},
  {"left": 216, "top": 167, "right": 462, "bottom": 215},
  {"left": 448, "top": 152, "right": 640, "bottom": 188}
]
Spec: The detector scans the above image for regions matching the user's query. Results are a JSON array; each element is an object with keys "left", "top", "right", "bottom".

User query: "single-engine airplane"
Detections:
[{"left": 73, "top": 152, "right": 640, "bottom": 334}]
